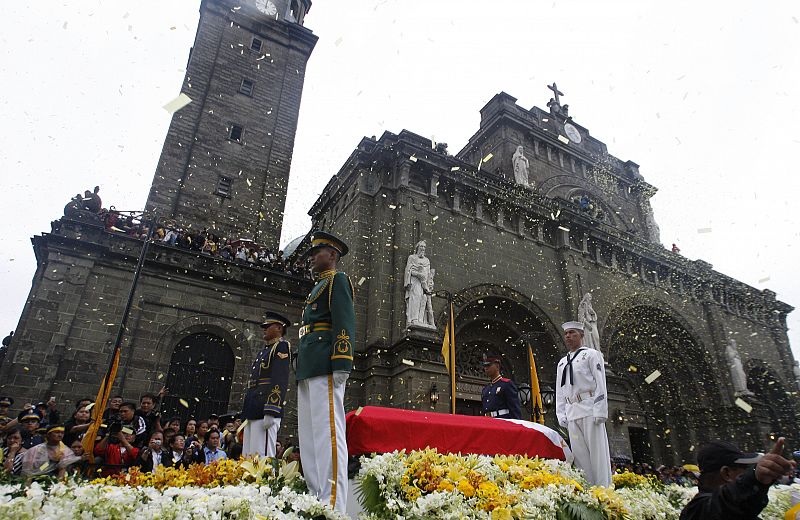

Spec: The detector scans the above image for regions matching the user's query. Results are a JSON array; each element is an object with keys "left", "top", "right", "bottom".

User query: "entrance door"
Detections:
[
  {"left": 162, "top": 333, "right": 235, "bottom": 421},
  {"left": 628, "top": 426, "right": 653, "bottom": 465}
]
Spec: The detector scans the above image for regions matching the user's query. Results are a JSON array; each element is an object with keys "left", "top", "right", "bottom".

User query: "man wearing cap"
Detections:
[
  {"left": 242, "top": 311, "right": 292, "bottom": 458},
  {"left": 0, "top": 396, "right": 13, "bottom": 420},
  {"left": 555, "top": 321, "right": 612, "bottom": 487},
  {"left": 481, "top": 357, "right": 522, "bottom": 420},
  {"left": 18, "top": 409, "right": 45, "bottom": 448},
  {"left": 21, "top": 423, "right": 79, "bottom": 478},
  {"left": 296, "top": 231, "right": 355, "bottom": 513},
  {"left": 680, "top": 438, "right": 796, "bottom": 519}
]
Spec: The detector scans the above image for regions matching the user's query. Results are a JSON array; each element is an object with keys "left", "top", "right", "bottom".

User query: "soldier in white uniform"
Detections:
[{"left": 555, "top": 321, "right": 612, "bottom": 487}]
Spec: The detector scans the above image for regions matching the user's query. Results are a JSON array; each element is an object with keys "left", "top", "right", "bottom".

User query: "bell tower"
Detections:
[{"left": 146, "top": 0, "right": 316, "bottom": 249}]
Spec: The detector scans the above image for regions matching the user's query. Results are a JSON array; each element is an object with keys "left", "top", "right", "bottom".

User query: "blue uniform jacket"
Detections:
[
  {"left": 481, "top": 377, "right": 522, "bottom": 419},
  {"left": 241, "top": 338, "right": 290, "bottom": 420}
]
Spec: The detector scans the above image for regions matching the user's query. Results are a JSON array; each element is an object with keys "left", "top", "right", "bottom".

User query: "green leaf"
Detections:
[
  {"left": 557, "top": 502, "right": 606, "bottom": 520},
  {"left": 356, "top": 474, "right": 386, "bottom": 514}
]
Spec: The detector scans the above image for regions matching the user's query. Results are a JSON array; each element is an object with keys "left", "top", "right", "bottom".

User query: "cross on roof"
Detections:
[{"left": 547, "top": 82, "right": 564, "bottom": 105}]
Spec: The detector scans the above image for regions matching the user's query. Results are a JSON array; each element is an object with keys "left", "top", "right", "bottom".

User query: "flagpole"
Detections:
[{"left": 449, "top": 296, "right": 456, "bottom": 415}]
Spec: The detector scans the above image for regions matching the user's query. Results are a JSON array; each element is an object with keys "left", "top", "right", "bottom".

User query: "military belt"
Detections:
[
  {"left": 299, "top": 322, "right": 332, "bottom": 338},
  {"left": 565, "top": 390, "right": 594, "bottom": 404},
  {"left": 487, "top": 409, "right": 510, "bottom": 418}
]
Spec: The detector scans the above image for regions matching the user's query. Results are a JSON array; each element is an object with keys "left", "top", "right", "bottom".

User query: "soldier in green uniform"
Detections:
[
  {"left": 297, "top": 231, "right": 354, "bottom": 513},
  {"left": 241, "top": 311, "right": 291, "bottom": 459}
]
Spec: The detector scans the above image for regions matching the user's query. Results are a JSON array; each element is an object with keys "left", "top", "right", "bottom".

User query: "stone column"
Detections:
[
  {"left": 452, "top": 189, "right": 460, "bottom": 212},
  {"left": 429, "top": 173, "right": 439, "bottom": 198}
]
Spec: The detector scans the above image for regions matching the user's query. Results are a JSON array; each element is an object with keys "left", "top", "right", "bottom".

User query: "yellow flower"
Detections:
[
  {"left": 457, "top": 479, "right": 475, "bottom": 497},
  {"left": 436, "top": 480, "right": 455, "bottom": 492},
  {"left": 491, "top": 507, "right": 513, "bottom": 520}
]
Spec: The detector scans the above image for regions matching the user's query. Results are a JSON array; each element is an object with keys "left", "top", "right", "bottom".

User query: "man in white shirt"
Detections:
[{"left": 555, "top": 321, "right": 612, "bottom": 487}]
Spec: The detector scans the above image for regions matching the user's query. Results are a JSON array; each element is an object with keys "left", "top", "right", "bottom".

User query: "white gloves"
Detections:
[
  {"left": 594, "top": 416, "right": 606, "bottom": 425},
  {"left": 333, "top": 371, "right": 349, "bottom": 388},
  {"left": 558, "top": 419, "right": 568, "bottom": 428},
  {"left": 263, "top": 415, "right": 279, "bottom": 431}
]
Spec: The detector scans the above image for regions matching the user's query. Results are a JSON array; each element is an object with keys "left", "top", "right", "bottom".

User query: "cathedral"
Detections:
[{"left": 1, "top": 0, "right": 796, "bottom": 465}]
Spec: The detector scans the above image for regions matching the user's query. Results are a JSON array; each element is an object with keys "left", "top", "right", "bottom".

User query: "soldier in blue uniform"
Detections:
[
  {"left": 296, "top": 231, "right": 355, "bottom": 513},
  {"left": 481, "top": 357, "right": 522, "bottom": 420},
  {"left": 241, "top": 311, "right": 291, "bottom": 458}
]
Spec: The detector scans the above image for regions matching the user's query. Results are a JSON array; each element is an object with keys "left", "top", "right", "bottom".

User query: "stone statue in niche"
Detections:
[
  {"left": 578, "top": 293, "right": 601, "bottom": 350},
  {"left": 512, "top": 146, "right": 530, "bottom": 187},
  {"left": 726, "top": 339, "right": 753, "bottom": 396},
  {"left": 404, "top": 240, "right": 435, "bottom": 328}
]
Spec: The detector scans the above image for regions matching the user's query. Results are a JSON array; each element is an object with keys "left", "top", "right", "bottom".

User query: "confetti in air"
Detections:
[
  {"left": 644, "top": 370, "right": 661, "bottom": 384},
  {"left": 697, "top": 228, "right": 712, "bottom": 234},
  {"left": 734, "top": 398, "right": 752, "bottom": 413},
  {"left": 163, "top": 93, "right": 193, "bottom": 114},
  {"left": 557, "top": 135, "right": 570, "bottom": 144},
  {"left": 482, "top": 153, "right": 494, "bottom": 163},
  {"left": 179, "top": 399, "right": 189, "bottom": 408}
]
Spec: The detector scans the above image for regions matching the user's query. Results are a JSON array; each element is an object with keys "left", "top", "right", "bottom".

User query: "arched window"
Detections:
[{"left": 162, "top": 333, "right": 235, "bottom": 421}]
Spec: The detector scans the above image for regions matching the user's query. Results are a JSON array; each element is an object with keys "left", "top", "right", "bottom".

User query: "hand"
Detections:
[
  {"left": 158, "top": 386, "right": 168, "bottom": 397},
  {"left": 7, "top": 439, "right": 21, "bottom": 452},
  {"left": 558, "top": 419, "right": 568, "bottom": 428},
  {"left": 755, "top": 437, "right": 796, "bottom": 486},
  {"left": 140, "top": 447, "right": 151, "bottom": 461},
  {"left": 333, "top": 371, "right": 349, "bottom": 388},
  {"left": 594, "top": 416, "right": 606, "bottom": 425},
  {"left": 47, "top": 397, "right": 57, "bottom": 409}
]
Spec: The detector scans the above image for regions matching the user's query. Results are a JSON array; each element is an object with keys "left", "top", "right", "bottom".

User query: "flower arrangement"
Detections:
[
  {"left": 357, "top": 449, "right": 687, "bottom": 520},
  {"left": 0, "top": 456, "right": 345, "bottom": 519}
]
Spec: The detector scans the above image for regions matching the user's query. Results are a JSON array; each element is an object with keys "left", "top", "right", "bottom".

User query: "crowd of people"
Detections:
[
  {"left": 0, "top": 392, "right": 300, "bottom": 480},
  {"left": 62, "top": 186, "right": 312, "bottom": 280}
]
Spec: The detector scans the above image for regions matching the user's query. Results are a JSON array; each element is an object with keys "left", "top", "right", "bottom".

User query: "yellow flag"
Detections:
[
  {"left": 528, "top": 344, "right": 545, "bottom": 424},
  {"left": 440, "top": 303, "right": 456, "bottom": 414},
  {"left": 82, "top": 347, "right": 121, "bottom": 463}
]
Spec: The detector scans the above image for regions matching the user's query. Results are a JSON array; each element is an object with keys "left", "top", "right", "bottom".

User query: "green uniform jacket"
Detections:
[{"left": 296, "top": 270, "right": 355, "bottom": 381}]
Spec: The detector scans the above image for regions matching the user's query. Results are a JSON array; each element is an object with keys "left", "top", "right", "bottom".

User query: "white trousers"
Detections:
[
  {"left": 243, "top": 417, "right": 281, "bottom": 458},
  {"left": 298, "top": 375, "right": 348, "bottom": 513},
  {"left": 567, "top": 416, "right": 612, "bottom": 487}
]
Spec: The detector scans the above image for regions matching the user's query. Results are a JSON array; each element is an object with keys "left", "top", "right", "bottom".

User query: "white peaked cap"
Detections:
[{"left": 561, "top": 321, "right": 584, "bottom": 332}]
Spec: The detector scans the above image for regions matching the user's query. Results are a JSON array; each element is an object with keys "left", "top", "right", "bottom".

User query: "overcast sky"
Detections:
[{"left": 1, "top": 1, "right": 798, "bottom": 361}]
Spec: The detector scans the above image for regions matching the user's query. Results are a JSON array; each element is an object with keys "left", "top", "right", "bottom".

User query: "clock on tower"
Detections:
[{"left": 146, "top": 0, "right": 315, "bottom": 250}]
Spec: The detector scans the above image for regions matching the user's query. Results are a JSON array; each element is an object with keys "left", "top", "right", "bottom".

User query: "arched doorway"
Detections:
[
  {"left": 162, "top": 333, "right": 235, "bottom": 421},
  {"left": 451, "top": 293, "right": 560, "bottom": 422},
  {"left": 605, "top": 304, "right": 720, "bottom": 465},
  {"left": 746, "top": 363, "right": 797, "bottom": 448}
]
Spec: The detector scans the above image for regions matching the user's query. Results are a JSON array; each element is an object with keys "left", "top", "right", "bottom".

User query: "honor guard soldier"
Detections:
[
  {"left": 481, "top": 357, "right": 522, "bottom": 420},
  {"left": 297, "top": 231, "right": 355, "bottom": 513},
  {"left": 241, "top": 312, "right": 291, "bottom": 458},
  {"left": 555, "top": 321, "right": 612, "bottom": 487}
]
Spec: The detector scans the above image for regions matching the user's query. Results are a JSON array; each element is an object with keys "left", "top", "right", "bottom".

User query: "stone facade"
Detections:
[
  {"left": 0, "top": 217, "right": 311, "bottom": 437},
  {"left": 145, "top": 0, "right": 316, "bottom": 251},
  {"left": 309, "top": 93, "right": 797, "bottom": 464}
]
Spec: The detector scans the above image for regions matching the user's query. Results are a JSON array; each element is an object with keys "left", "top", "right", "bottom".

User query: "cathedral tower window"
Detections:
[
  {"left": 239, "top": 78, "right": 255, "bottom": 97},
  {"left": 216, "top": 176, "right": 233, "bottom": 198},
  {"left": 228, "top": 124, "right": 244, "bottom": 143},
  {"left": 250, "top": 37, "right": 263, "bottom": 52}
]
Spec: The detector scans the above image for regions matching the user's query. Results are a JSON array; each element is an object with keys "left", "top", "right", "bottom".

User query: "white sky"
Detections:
[{"left": 0, "top": 1, "right": 798, "bottom": 361}]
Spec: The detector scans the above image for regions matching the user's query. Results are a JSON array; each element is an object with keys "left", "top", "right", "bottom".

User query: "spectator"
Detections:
[
  {"left": 184, "top": 419, "right": 197, "bottom": 438},
  {"left": 0, "top": 396, "right": 13, "bottom": 420},
  {"left": 35, "top": 398, "right": 60, "bottom": 430},
  {"left": 136, "top": 431, "right": 165, "bottom": 474},
  {"left": 2, "top": 426, "right": 26, "bottom": 475},
  {"left": 102, "top": 395, "right": 123, "bottom": 423},
  {"left": 196, "top": 420, "right": 209, "bottom": 446},
  {"left": 94, "top": 427, "right": 139, "bottom": 474},
  {"left": 208, "top": 414, "right": 220, "bottom": 430},
  {"left": 161, "top": 427, "right": 177, "bottom": 448},
  {"left": 136, "top": 390, "right": 166, "bottom": 438},
  {"left": 235, "top": 247, "right": 247, "bottom": 263},
  {"left": 68, "top": 439, "right": 90, "bottom": 476},
  {"left": 163, "top": 434, "right": 190, "bottom": 469},
  {"left": 680, "top": 438, "right": 796, "bottom": 520},
  {"left": 18, "top": 409, "right": 44, "bottom": 448},
  {"left": 192, "top": 430, "right": 226, "bottom": 465},
  {"left": 119, "top": 402, "right": 147, "bottom": 447},
  {"left": 165, "top": 417, "right": 181, "bottom": 432},
  {"left": 63, "top": 405, "right": 92, "bottom": 446},
  {"left": 21, "top": 424, "right": 79, "bottom": 478}
]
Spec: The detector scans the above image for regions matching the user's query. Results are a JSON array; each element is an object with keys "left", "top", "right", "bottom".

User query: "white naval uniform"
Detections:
[
  {"left": 555, "top": 347, "right": 612, "bottom": 487},
  {"left": 242, "top": 417, "right": 281, "bottom": 458}
]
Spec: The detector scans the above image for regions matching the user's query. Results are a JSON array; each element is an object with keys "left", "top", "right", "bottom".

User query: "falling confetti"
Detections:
[
  {"left": 179, "top": 399, "right": 189, "bottom": 408},
  {"left": 696, "top": 228, "right": 712, "bottom": 234},
  {"left": 557, "top": 135, "right": 570, "bottom": 144},
  {"left": 162, "top": 93, "right": 193, "bottom": 114},
  {"left": 482, "top": 153, "right": 494, "bottom": 163},
  {"left": 644, "top": 370, "right": 661, "bottom": 384},
  {"left": 401, "top": 359, "right": 415, "bottom": 366},
  {"left": 734, "top": 398, "right": 752, "bottom": 413},
  {"left": 358, "top": 277, "right": 366, "bottom": 286},
  {"left": 758, "top": 276, "right": 770, "bottom": 283}
]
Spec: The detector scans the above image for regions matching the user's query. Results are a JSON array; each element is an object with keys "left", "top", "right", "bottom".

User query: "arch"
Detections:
[
  {"left": 603, "top": 296, "right": 722, "bottom": 464},
  {"left": 746, "top": 360, "right": 798, "bottom": 444},
  {"left": 162, "top": 330, "right": 235, "bottom": 421},
  {"left": 437, "top": 284, "right": 563, "bottom": 419}
]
